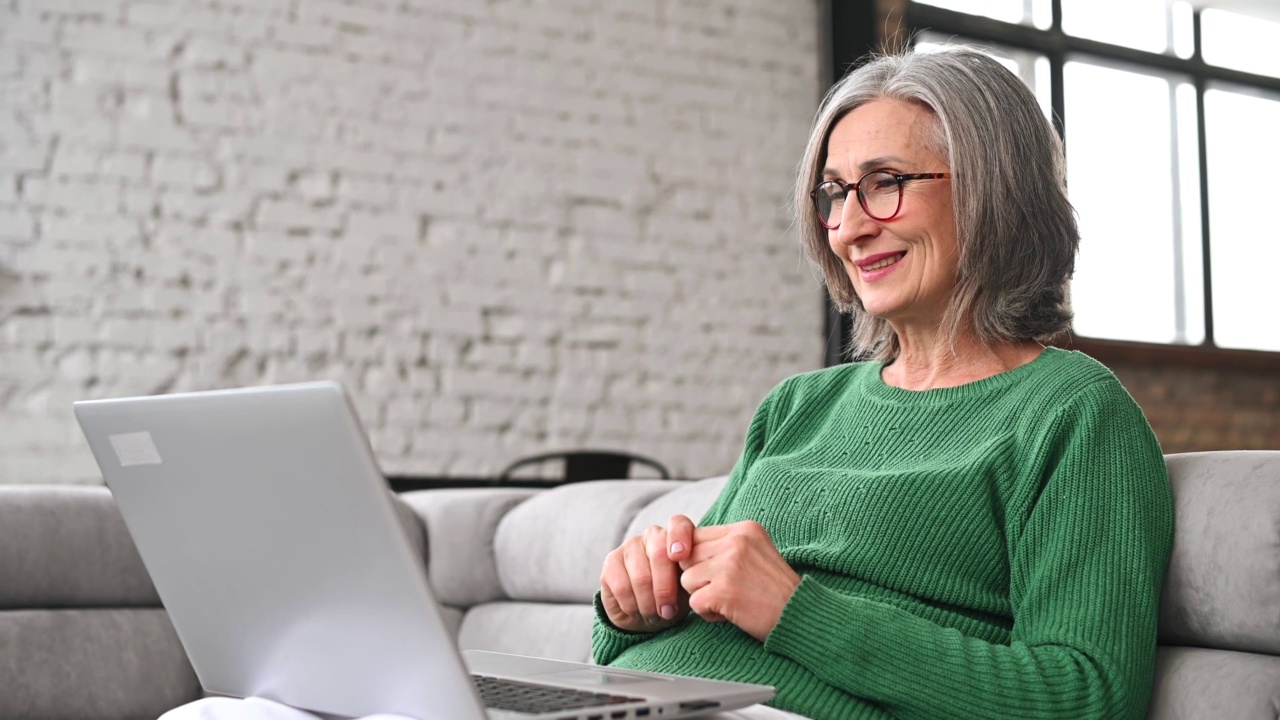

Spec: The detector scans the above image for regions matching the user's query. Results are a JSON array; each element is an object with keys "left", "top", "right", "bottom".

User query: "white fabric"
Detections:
[
  {"left": 708, "top": 706, "right": 810, "bottom": 719},
  {"left": 158, "top": 697, "right": 416, "bottom": 720},
  {"left": 159, "top": 697, "right": 809, "bottom": 720}
]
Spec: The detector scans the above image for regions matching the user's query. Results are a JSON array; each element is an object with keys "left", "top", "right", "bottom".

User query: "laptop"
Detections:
[{"left": 72, "top": 381, "right": 775, "bottom": 720}]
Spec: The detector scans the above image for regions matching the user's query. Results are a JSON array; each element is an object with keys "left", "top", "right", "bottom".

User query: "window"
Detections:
[
  {"left": 898, "top": 1, "right": 1280, "bottom": 353},
  {"left": 1063, "top": 59, "right": 1203, "bottom": 344},
  {"left": 1203, "top": 87, "right": 1280, "bottom": 351}
]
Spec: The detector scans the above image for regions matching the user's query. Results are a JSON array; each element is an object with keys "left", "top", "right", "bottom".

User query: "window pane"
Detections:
[
  {"left": 1030, "top": 0, "right": 1053, "bottom": 31},
  {"left": 913, "top": 0, "right": 1026, "bottom": 25},
  {"left": 1202, "top": 9, "right": 1280, "bottom": 79},
  {"left": 1174, "top": 83, "right": 1205, "bottom": 344},
  {"left": 1062, "top": 0, "right": 1168, "bottom": 54},
  {"left": 1066, "top": 60, "right": 1195, "bottom": 344},
  {"left": 1204, "top": 87, "right": 1280, "bottom": 352},
  {"left": 1171, "top": 1, "right": 1195, "bottom": 59}
]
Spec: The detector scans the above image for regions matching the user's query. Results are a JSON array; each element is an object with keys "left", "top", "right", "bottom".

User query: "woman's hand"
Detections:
[
  {"left": 679, "top": 521, "right": 801, "bottom": 642},
  {"left": 599, "top": 514, "right": 697, "bottom": 633}
]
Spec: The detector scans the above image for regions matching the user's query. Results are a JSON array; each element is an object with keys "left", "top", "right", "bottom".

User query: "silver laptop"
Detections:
[{"left": 73, "top": 381, "right": 774, "bottom": 720}]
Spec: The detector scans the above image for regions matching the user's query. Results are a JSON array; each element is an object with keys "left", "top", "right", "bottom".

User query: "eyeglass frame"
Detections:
[{"left": 810, "top": 171, "right": 952, "bottom": 228}]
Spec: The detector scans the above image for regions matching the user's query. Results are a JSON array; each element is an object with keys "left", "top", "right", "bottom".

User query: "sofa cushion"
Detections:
[
  {"left": 457, "top": 602, "right": 596, "bottom": 665},
  {"left": 0, "top": 486, "right": 159, "bottom": 608},
  {"left": 439, "top": 605, "right": 465, "bottom": 640},
  {"left": 1147, "top": 645, "right": 1280, "bottom": 719},
  {"left": 388, "top": 493, "right": 427, "bottom": 562},
  {"left": 494, "top": 480, "right": 683, "bottom": 603},
  {"left": 0, "top": 608, "right": 199, "bottom": 720},
  {"left": 1158, "top": 451, "right": 1280, "bottom": 655},
  {"left": 625, "top": 475, "right": 730, "bottom": 538},
  {"left": 400, "top": 488, "right": 538, "bottom": 607}
]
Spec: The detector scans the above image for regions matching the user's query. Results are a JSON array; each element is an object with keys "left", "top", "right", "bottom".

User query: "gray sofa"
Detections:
[{"left": 2, "top": 451, "right": 1278, "bottom": 719}]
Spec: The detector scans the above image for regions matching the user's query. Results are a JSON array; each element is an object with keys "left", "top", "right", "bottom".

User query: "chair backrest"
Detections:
[{"left": 497, "top": 450, "right": 670, "bottom": 483}]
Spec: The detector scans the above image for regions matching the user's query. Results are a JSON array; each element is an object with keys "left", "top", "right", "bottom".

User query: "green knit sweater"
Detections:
[{"left": 592, "top": 348, "right": 1173, "bottom": 720}]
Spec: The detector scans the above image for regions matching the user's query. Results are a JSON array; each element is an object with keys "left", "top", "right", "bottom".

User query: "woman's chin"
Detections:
[{"left": 858, "top": 297, "right": 900, "bottom": 320}]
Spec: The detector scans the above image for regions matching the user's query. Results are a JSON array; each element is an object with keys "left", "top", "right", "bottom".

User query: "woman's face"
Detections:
[{"left": 823, "top": 99, "right": 959, "bottom": 330}]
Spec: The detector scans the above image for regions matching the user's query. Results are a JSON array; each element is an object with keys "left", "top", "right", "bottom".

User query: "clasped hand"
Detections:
[{"left": 599, "top": 516, "right": 801, "bottom": 642}]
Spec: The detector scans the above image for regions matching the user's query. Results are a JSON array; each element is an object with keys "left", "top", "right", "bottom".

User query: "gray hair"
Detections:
[{"left": 795, "top": 47, "right": 1078, "bottom": 360}]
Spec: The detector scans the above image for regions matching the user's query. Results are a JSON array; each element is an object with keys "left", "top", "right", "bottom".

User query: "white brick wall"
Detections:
[{"left": 0, "top": 0, "right": 824, "bottom": 483}]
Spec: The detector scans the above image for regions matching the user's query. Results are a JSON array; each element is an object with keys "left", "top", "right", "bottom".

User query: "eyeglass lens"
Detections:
[{"left": 813, "top": 172, "right": 901, "bottom": 227}]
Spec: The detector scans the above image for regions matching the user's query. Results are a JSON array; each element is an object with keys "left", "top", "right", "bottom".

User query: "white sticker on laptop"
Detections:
[{"left": 109, "top": 431, "right": 163, "bottom": 467}]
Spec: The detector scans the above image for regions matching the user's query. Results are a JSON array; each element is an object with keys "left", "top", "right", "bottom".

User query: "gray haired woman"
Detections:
[
  {"left": 160, "top": 46, "right": 1172, "bottom": 720},
  {"left": 596, "top": 47, "right": 1174, "bottom": 720}
]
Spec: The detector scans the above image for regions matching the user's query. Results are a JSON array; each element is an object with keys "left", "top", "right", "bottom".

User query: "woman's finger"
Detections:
[
  {"left": 644, "top": 527, "right": 682, "bottom": 621},
  {"left": 666, "top": 514, "right": 696, "bottom": 562},
  {"left": 600, "top": 548, "right": 639, "bottom": 623},
  {"left": 622, "top": 534, "right": 660, "bottom": 621}
]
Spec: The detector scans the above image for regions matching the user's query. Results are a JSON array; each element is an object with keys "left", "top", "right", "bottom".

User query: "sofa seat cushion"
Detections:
[
  {"left": 1147, "top": 645, "right": 1280, "bottom": 719},
  {"left": 0, "top": 608, "right": 199, "bottom": 720},
  {"left": 457, "top": 602, "right": 595, "bottom": 664}
]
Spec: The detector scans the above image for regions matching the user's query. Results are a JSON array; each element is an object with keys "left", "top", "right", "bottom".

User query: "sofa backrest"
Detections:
[
  {"left": 2, "top": 450, "right": 1276, "bottom": 720},
  {"left": 0, "top": 486, "right": 199, "bottom": 720},
  {"left": 1158, "top": 451, "right": 1280, "bottom": 655},
  {"left": 1146, "top": 452, "right": 1280, "bottom": 719},
  {"left": 434, "top": 452, "right": 1280, "bottom": 719},
  {"left": 445, "top": 452, "right": 1280, "bottom": 659},
  {"left": 397, "top": 480, "right": 706, "bottom": 663},
  {"left": 0, "top": 485, "right": 428, "bottom": 720}
]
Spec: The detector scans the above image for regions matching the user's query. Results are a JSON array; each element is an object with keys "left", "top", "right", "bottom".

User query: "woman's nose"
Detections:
[{"left": 831, "top": 201, "right": 878, "bottom": 247}]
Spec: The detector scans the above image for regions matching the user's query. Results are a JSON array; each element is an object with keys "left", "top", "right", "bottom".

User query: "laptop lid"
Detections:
[
  {"left": 74, "top": 382, "right": 774, "bottom": 719},
  {"left": 74, "top": 382, "right": 488, "bottom": 720}
]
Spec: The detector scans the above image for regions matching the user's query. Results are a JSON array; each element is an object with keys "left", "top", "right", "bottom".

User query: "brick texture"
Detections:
[
  {"left": 0, "top": 0, "right": 825, "bottom": 483},
  {"left": 1110, "top": 363, "right": 1280, "bottom": 453}
]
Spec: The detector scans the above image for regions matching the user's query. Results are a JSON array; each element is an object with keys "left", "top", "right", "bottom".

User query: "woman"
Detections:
[
  {"left": 164, "top": 46, "right": 1171, "bottom": 720},
  {"left": 595, "top": 47, "right": 1173, "bottom": 720}
]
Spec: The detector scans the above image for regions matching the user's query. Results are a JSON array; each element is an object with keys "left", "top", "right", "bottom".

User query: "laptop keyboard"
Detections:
[{"left": 472, "top": 674, "right": 645, "bottom": 714}]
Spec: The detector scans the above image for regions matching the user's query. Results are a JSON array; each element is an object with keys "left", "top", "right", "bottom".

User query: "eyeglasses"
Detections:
[{"left": 810, "top": 171, "right": 952, "bottom": 228}]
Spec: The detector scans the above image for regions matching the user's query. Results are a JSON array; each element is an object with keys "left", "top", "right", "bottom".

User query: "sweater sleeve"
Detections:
[
  {"left": 592, "top": 379, "right": 785, "bottom": 665},
  {"left": 762, "top": 380, "right": 1174, "bottom": 720}
]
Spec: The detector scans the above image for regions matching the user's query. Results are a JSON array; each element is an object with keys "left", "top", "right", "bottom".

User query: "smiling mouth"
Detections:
[{"left": 858, "top": 251, "right": 906, "bottom": 272}]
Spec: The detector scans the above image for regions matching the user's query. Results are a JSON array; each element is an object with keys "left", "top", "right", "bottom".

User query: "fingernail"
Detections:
[
  {"left": 670, "top": 541, "right": 685, "bottom": 554},
  {"left": 660, "top": 604, "right": 675, "bottom": 620}
]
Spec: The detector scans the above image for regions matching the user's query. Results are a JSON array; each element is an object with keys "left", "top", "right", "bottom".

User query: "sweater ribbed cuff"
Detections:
[
  {"left": 590, "top": 591, "right": 654, "bottom": 665},
  {"left": 763, "top": 575, "right": 870, "bottom": 678}
]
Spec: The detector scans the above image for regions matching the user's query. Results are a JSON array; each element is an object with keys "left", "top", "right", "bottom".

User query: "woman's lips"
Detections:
[{"left": 855, "top": 251, "right": 906, "bottom": 280}]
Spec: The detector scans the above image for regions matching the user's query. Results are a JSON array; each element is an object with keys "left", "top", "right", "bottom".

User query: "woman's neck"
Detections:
[{"left": 881, "top": 325, "right": 1044, "bottom": 391}]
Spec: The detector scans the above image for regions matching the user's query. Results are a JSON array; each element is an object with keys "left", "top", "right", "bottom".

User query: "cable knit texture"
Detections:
[{"left": 592, "top": 348, "right": 1173, "bottom": 720}]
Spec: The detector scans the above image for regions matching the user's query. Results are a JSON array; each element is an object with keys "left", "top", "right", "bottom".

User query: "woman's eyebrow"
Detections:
[
  {"left": 858, "top": 155, "right": 907, "bottom": 172},
  {"left": 822, "top": 155, "right": 910, "bottom": 179}
]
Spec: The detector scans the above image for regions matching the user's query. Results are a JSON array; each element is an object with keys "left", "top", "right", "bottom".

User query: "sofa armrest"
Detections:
[{"left": 398, "top": 488, "right": 538, "bottom": 607}]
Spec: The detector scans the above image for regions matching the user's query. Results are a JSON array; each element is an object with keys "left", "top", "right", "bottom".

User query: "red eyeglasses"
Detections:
[{"left": 810, "top": 171, "right": 952, "bottom": 228}]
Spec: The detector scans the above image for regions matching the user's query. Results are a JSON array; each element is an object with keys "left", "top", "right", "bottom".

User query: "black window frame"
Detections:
[{"left": 823, "top": 0, "right": 1280, "bottom": 372}]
